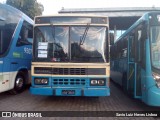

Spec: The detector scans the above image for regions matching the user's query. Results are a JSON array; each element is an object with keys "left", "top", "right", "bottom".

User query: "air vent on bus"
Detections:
[
  {"left": 34, "top": 67, "right": 86, "bottom": 75},
  {"left": 52, "top": 78, "right": 86, "bottom": 86},
  {"left": 34, "top": 67, "right": 52, "bottom": 74},
  {"left": 52, "top": 68, "right": 86, "bottom": 75},
  {"left": 34, "top": 67, "right": 106, "bottom": 75}
]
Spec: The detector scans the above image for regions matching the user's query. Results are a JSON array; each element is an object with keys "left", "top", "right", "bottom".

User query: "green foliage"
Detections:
[{"left": 6, "top": 0, "right": 44, "bottom": 19}]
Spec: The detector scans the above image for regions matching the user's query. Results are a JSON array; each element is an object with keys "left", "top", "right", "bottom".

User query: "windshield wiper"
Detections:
[{"left": 79, "top": 23, "right": 90, "bottom": 45}]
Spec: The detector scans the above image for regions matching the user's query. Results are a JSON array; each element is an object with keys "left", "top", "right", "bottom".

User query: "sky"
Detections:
[
  {"left": 0, "top": 0, "right": 160, "bottom": 15},
  {"left": 37, "top": 0, "right": 160, "bottom": 15}
]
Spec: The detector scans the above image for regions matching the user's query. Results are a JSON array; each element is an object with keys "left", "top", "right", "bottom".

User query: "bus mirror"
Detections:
[{"left": 109, "top": 33, "right": 114, "bottom": 45}]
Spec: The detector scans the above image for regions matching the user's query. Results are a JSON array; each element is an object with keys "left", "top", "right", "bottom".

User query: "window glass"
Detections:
[
  {"left": 0, "top": 5, "right": 20, "bottom": 56},
  {"left": 150, "top": 26, "right": 160, "bottom": 69},
  {"left": 70, "top": 26, "right": 107, "bottom": 62},
  {"left": 33, "top": 26, "right": 107, "bottom": 63},
  {"left": 34, "top": 26, "right": 69, "bottom": 62},
  {"left": 137, "top": 30, "right": 142, "bottom": 61},
  {"left": 17, "top": 21, "right": 33, "bottom": 46}
]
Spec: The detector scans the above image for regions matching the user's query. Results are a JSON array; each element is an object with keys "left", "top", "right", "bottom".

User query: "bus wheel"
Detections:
[{"left": 10, "top": 72, "right": 25, "bottom": 95}]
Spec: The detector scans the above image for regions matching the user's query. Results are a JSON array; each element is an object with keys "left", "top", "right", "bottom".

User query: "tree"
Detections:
[{"left": 6, "top": 0, "right": 44, "bottom": 19}]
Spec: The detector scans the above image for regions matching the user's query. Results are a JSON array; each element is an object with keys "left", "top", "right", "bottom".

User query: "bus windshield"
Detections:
[
  {"left": 33, "top": 26, "right": 107, "bottom": 62},
  {"left": 70, "top": 26, "right": 106, "bottom": 62},
  {"left": 150, "top": 26, "right": 160, "bottom": 69},
  {"left": 0, "top": 7, "right": 20, "bottom": 57}
]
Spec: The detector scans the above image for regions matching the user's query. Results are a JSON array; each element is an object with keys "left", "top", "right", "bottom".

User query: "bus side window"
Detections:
[
  {"left": 141, "top": 22, "right": 147, "bottom": 69},
  {"left": 137, "top": 29, "right": 142, "bottom": 62},
  {"left": 16, "top": 21, "right": 33, "bottom": 46},
  {"left": 121, "top": 38, "right": 127, "bottom": 58},
  {"left": 129, "top": 35, "right": 135, "bottom": 62},
  {"left": 135, "top": 22, "right": 147, "bottom": 69}
]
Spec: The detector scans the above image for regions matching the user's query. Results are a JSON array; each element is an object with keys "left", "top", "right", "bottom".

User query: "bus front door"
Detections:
[{"left": 128, "top": 36, "right": 141, "bottom": 98}]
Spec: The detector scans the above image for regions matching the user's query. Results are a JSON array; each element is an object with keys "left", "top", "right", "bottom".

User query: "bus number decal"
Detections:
[{"left": 24, "top": 47, "right": 32, "bottom": 54}]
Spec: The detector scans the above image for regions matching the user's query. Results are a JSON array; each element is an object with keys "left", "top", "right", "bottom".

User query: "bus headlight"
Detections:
[
  {"left": 90, "top": 79, "right": 105, "bottom": 86},
  {"left": 90, "top": 80, "right": 98, "bottom": 85},
  {"left": 34, "top": 78, "right": 49, "bottom": 85},
  {"left": 152, "top": 73, "right": 160, "bottom": 88},
  {"left": 98, "top": 80, "right": 105, "bottom": 86}
]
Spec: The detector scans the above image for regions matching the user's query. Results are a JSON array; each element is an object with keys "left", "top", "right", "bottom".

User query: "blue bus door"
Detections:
[{"left": 128, "top": 36, "right": 141, "bottom": 98}]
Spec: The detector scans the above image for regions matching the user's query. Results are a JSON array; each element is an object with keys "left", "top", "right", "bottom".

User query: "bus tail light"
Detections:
[{"left": 152, "top": 73, "right": 160, "bottom": 88}]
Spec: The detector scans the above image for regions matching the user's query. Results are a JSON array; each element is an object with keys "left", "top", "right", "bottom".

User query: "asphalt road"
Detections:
[{"left": 0, "top": 81, "right": 159, "bottom": 120}]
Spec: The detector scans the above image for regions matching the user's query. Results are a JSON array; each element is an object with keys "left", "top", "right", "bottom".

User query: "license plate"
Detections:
[{"left": 62, "top": 90, "right": 75, "bottom": 95}]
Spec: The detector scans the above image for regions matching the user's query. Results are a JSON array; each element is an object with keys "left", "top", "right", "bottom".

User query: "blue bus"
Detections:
[
  {"left": 30, "top": 15, "right": 110, "bottom": 97},
  {"left": 110, "top": 12, "right": 160, "bottom": 106},
  {"left": 0, "top": 4, "right": 33, "bottom": 94}
]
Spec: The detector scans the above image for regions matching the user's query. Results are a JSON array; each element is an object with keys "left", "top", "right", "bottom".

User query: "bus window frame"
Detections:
[
  {"left": 128, "top": 21, "right": 147, "bottom": 69},
  {"left": 149, "top": 23, "right": 160, "bottom": 74},
  {"left": 135, "top": 21, "right": 147, "bottom": 69},
  {"left": 33, "top": 25, "right": 108, "bottom": 63},
  {"left": 16, "top": 21, "right": 33, "bottom": 47},
  {"left": 128, "top": 35, "right": 135, "bottom": 62}
]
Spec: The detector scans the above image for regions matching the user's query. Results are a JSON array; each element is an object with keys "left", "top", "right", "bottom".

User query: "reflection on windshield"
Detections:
[
  {"left": 151, "top": 26, "right": 160, "bottom": 69},
  {"left": 34, "top": 26, "right": 69, "bottom": 62},
  {"left": 34, "top": 26, "right": 107, "bottom": 63},
  {"left": 0, "top": 6, "right": 20, "bottom": 56},
  {"left": 71, "top": 27, "right": 106, "bottom": 62}
]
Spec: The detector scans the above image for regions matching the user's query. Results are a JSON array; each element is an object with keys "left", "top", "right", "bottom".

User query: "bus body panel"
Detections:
[
  {"left": 141, "top": 39, "right": 160, "bottom": 106},
  {"left": 30, "top": 63, "right": 110, "bottom": 96},
  {"left": 110, "top": 58, "right": 127, "bottom": 86},
  {"left": 30, "top": 86, "right": 110, "bottom": 96},
  {"left": 0, "top": 58, "right": 10, "bottom": 92},
  {"left": 30, "top": 77, "right": 110, "bottom": 96},
  {"left": 110, "top": 12, "right": 160, "bottom": 106},
  {"left": 31, "top": 15, "right": 110, "bottom": 97},
  {"left": 0, "top": 19, "right": 32, "bottom": 92},
  {"left": 0, "top": 4, "right": 33, "bottom": 93},
  {"left": 147, "top": 85, "right": 160, "bottom": 106}
]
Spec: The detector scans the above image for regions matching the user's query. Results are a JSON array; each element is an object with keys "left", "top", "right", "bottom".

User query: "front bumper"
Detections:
[
  {"left": 145, "top": 86, "right": 160, "bottom": 106},
  {"left": 30, "top": 87, "right": 110, "bottom": 96}
]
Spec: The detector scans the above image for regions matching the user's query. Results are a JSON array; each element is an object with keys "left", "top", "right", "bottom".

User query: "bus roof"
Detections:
[
  {"left": 0, "top": 3, "right": 33, "bottom": 24},
  {"left": 35, "top": 14, "right": 108, "bottom": 18}
]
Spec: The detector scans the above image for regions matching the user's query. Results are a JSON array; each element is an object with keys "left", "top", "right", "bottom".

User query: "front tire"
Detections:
[{"left": 10, "top": 72, "right": 25, "bottom": 95}]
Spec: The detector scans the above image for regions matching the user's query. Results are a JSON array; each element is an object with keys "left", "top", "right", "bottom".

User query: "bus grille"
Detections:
[
  {"left": 52, "top": 78, "right": 86, "bottom": 86},
  {"left": 34, "top": 67, "right": 105, "bottom": 75},
  {"left": 53, "top": 68, "right": 86, "bottom": 75},
  {"left": 34, "top": 67, "right": 86, "bottom": 75}
]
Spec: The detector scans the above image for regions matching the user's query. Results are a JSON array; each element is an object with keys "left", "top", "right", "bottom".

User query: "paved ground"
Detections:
[{"left": 0, "top": 81, "right": 160, "bottom": 120}]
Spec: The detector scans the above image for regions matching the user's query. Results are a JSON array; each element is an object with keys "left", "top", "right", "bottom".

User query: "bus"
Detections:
[
  {"left": 0, "top": 4, "right": 33, "bottom": 94},
  {"left": 110, "top": 12, "right": 160, "bottom": 106},
  {"left": 30, "top": 14, "right": 110, "bottom": 96}
]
